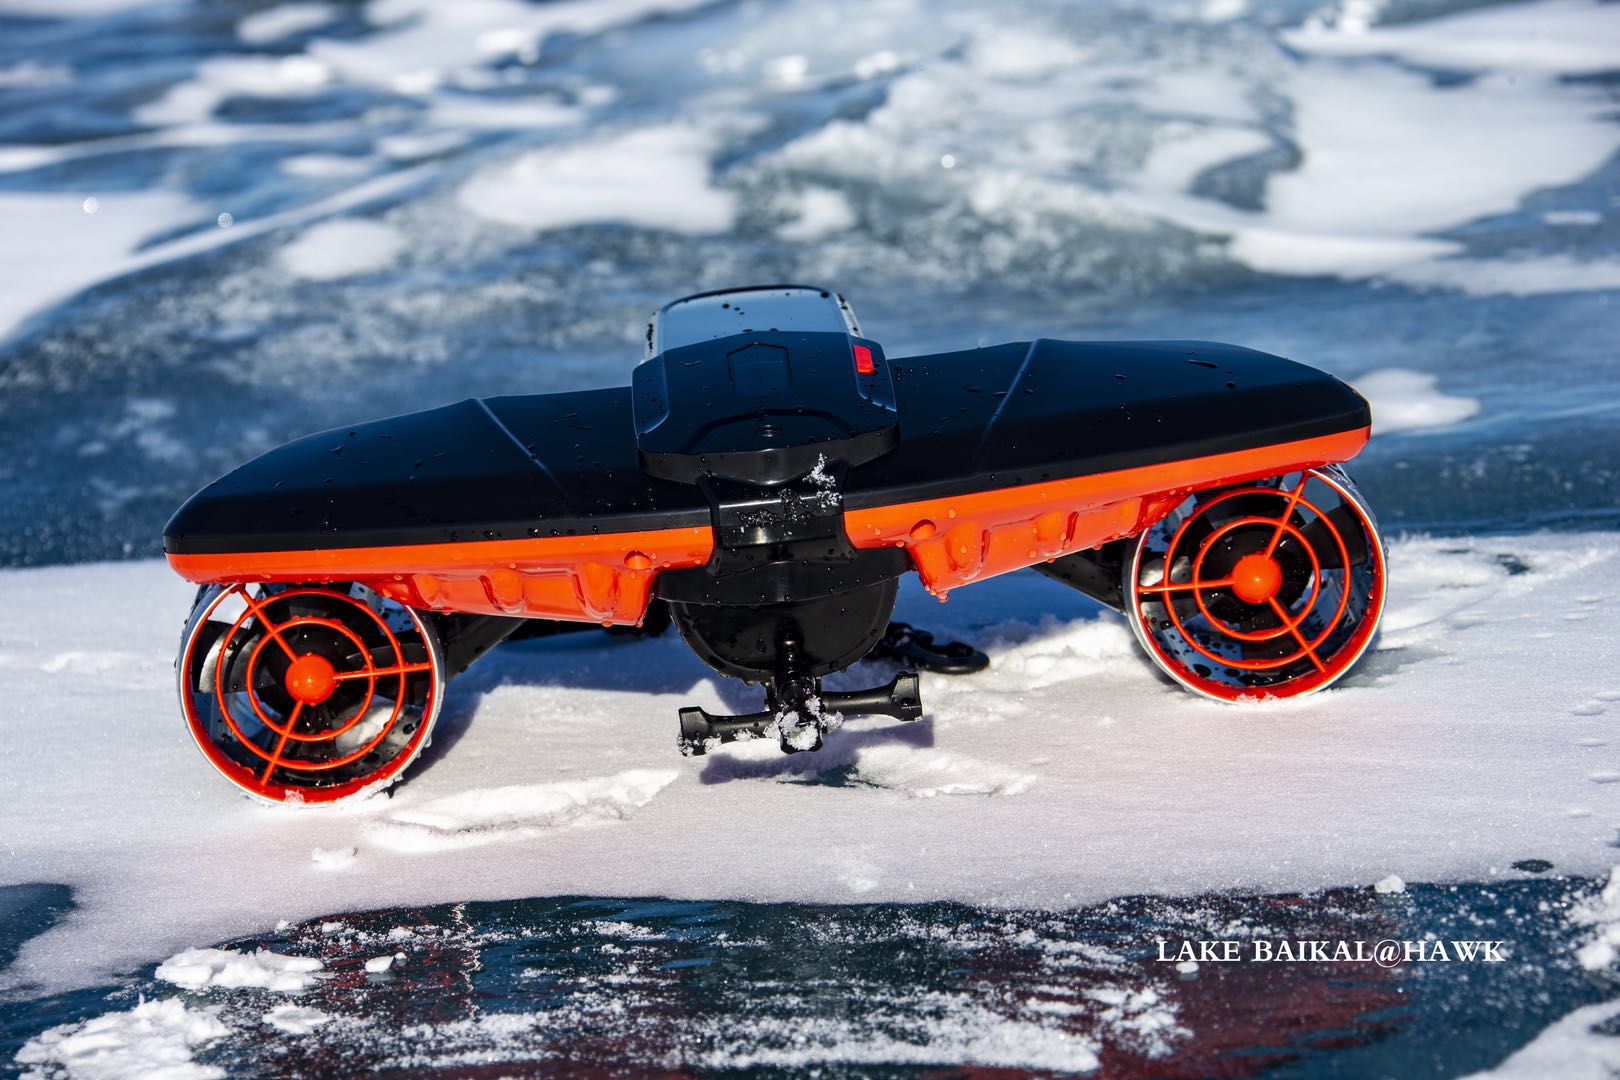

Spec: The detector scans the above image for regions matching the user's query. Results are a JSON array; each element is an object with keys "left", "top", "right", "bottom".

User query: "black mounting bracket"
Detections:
[{"left": 677, "top": 671, "right": 922, "bottom": 757}]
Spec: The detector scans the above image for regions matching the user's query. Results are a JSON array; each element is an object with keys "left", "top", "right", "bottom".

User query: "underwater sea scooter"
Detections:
[{"left": 165, "top": 285, "right": 1386, "bottom": 804}]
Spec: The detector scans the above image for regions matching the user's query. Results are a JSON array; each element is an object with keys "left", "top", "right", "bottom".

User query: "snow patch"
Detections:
[
  {"left": 777, "top": 187, "right": 857, "bottom": 242},
  {"left": 851, "top": 745, "right": 1036, "bottom": 799},
  {"left": 1198, "top": 0, "right": 1248, "bottom": 22},
  {"left": 262, "top": 1003, "right": 331, "bottom": 1036},
  {"left": 1373, "top": 874, "right": 1405, "bottom": 895},
  {"left": 155, "top": 948, "right": 324, "bottom": 993},
  {"left": 1466, "top": 998, "right": 1620, "bottom": 1079},
  {"left": 1385, "top": 255, "right": 1620, "bottom": 298},
  {"left": 457, "top": 125, "right": 734, "bottom": 234},
  {"left": 279, "top": 154, "right": 372, "bottom": 179},
  {"left": 1135, "top": 126, "right": 1273, "bottom": 195},
  {"left": 1353, "top": 369, "right": 1480, "bottom": 435},
  {"left": 1286, "top": 0, "right": 1620, "bottom": 76},
  {"left": 307, "top": 0, "right": 710, "bottom": 95},
  {"left": 1571, "top": 866, "right": 1620, "bottom": 971},
  {"left": 0, "top": 190, "right": 201, "bottom": 344},
  {"left": 1543, "top": 210, "right": 1602, "bottom": 228},
  {"left": 1123, "top": 58, "right": 1620, "bottom": 282},
  {"left": 1086, "top": 985, "right": 1189, "bottom": 1058},
  {"left": 237, "top": 3, "right": 337, "bottom": 44},
  {"left": 0, "top": 0, "right": 168, "bottom": 14},
  {"left": 135, "top": 56, "right": 332, "bottom": 126},
  {"left": 703, "top": 737, "right": 1033, "bottom": 798},
  {"left": 966, "top": 28, "right": 1089, "bottom": 81},
  {"left": 15, "top": 998, "right": 228, "bottom": 1080},
  {"left": 421, "top": 96, "right": 577, "bottom": 132},
  {"left": 696, "top": 1005, "right": 1101, "bottom": 1073},
  {"left": 370, "top": 769, "right": 678, "bottom": 852},
  {"left": 278, "top": 219, "right": 405, "bottom": 281},
  {"left": 0, "top": 60, "right": 71, "bottom": 88},
  {"left": 310, "top": 846, "right": 356, "bottom": 871}
]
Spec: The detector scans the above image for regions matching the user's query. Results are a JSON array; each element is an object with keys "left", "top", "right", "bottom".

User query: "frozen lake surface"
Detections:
[
  {"left": 1, "top": 0, "right": 1618, "bottom": 1074},
  {"left": 6, "top": 878, "right": 1616, "bottom": 1077}
]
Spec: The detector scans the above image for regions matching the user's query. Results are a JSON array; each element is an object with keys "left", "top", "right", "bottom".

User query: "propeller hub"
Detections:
[
  {"left": 284, "top": 653, "right": 339, "bottom": 705},
  {"left": 1231, "top": 552, "right": 1283, "bottom": 605}
]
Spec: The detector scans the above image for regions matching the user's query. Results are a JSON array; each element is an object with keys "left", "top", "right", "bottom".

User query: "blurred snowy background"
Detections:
[{"left": 0, "top": 0, "right": 1616, "bottom": 566}]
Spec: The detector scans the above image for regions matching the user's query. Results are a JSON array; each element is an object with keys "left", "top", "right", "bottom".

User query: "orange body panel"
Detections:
[
  {"left": 168, "top": 526, "right": 716, "bottom": 626},
  {"left": 843, "top": 427, "right": 1370, "bottom": 597},
  {"left": 167, "top": 426, "right": 1368, "bottom": 621}
]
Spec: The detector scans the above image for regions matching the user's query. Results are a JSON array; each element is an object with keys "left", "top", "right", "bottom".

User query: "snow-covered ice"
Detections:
[{"left": 2, "top": 533, "right": 1620, "bottom": 994}]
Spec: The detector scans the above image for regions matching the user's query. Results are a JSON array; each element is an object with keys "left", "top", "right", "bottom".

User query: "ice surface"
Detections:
[
  {"left": 15, "top": 998, "right": 227, "bottom": 1080},
  {"left": 2, "top": 534, "right": 1620, "bottom": 994},
  {"left": 278, "top": 219, "right": 405, "bottom": 281},
  {"left": 1352, "top": 368, "right": 1481, "bottom": 435}
]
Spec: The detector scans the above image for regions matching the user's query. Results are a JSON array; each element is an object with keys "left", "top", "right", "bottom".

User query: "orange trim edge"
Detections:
[{"left": 843, "top": 426, "right": 1371, "bottom": 597}]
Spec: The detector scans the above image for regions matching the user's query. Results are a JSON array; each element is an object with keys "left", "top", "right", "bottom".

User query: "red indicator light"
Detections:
[{"left": 853, "top": 344, "right": 875, "bottom": 375}]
